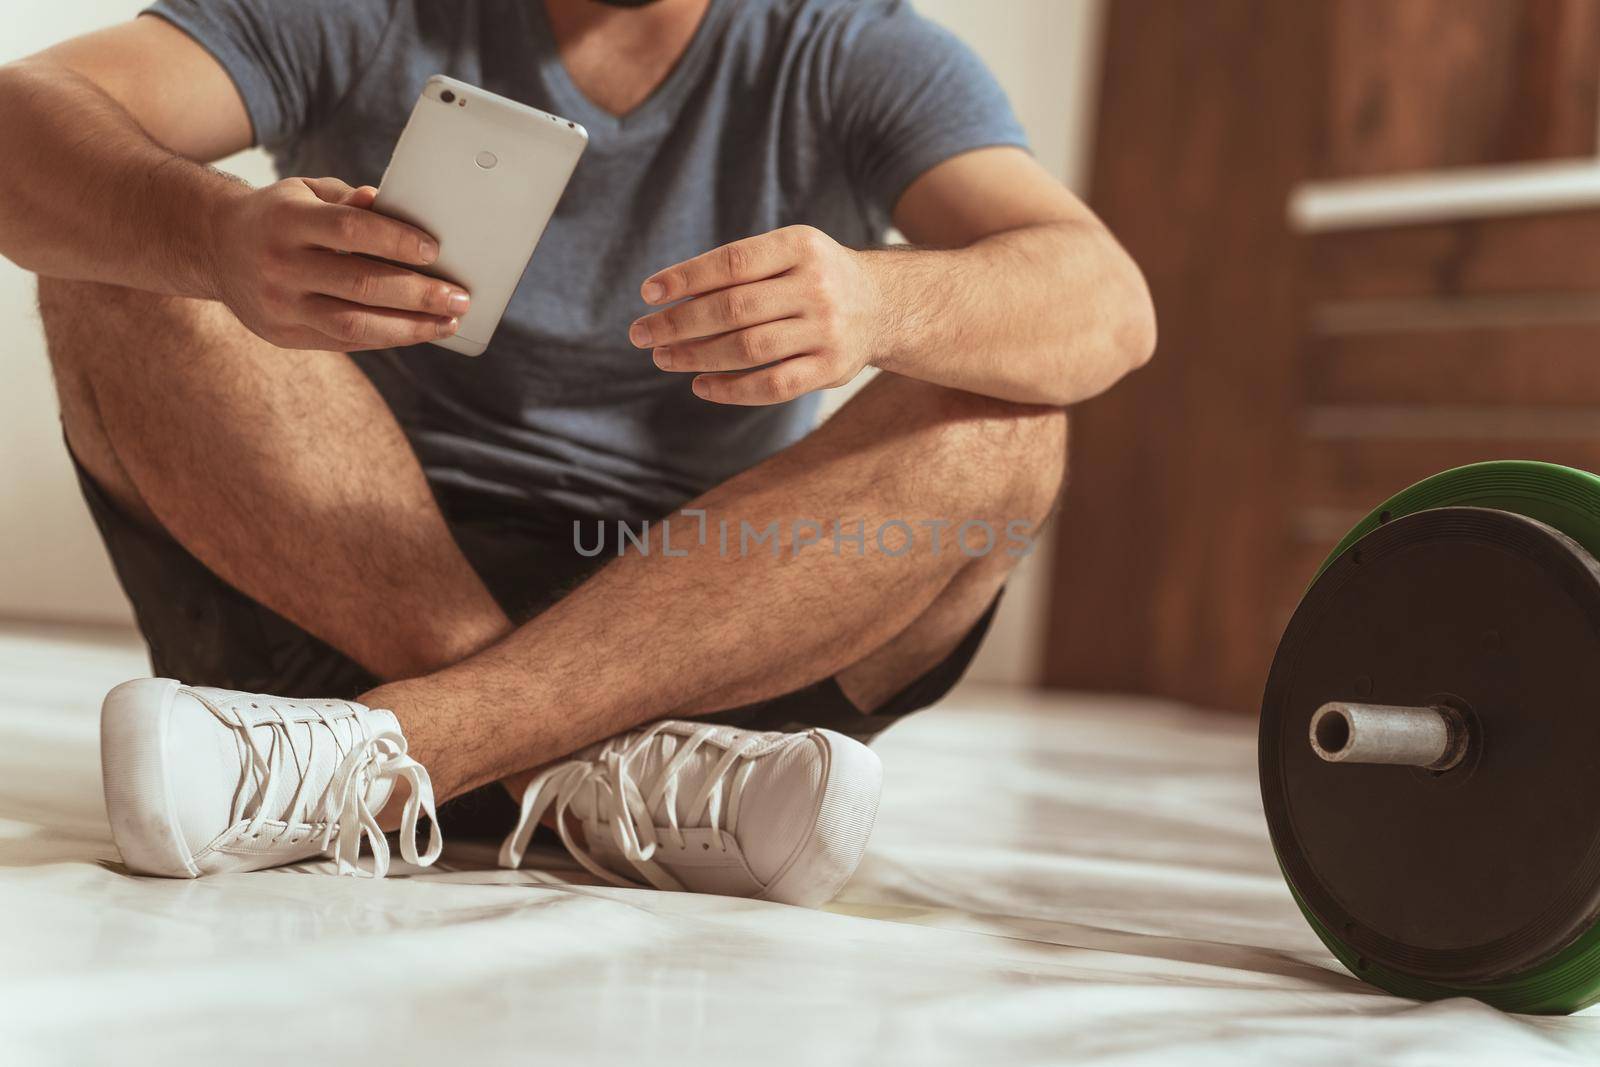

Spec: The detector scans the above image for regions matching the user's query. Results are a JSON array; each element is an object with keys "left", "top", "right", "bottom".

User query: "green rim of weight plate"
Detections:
[{"left": 1288, "top": 459, "right": 1600, "bottom": 1014}]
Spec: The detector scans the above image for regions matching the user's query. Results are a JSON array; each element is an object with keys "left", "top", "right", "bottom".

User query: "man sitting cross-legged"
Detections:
[{"left": 0, "top": 0, "right": 1154, "bottom": 904}]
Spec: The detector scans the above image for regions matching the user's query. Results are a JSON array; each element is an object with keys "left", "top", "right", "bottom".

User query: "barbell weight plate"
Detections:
[
  {"left": 1262, "top": 474, "right": 1600, "bottom": 1014},
  {"left": 1315, "top": 460, "right": 1600, "bottom": 583}
]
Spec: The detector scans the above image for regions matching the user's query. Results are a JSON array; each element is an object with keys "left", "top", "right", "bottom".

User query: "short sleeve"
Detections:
[
  {"left": 142, "top": 0, "right": 397, "bottom": 151},
  {"left": 826, "top": 1, "right": 1031, "bottom": 215}
]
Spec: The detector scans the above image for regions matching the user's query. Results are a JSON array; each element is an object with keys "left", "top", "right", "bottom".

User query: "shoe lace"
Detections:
[
  {"left": 499, "top": 722, "right": 765, "bottom": 891},
  {"left": 205, "top": 696, "right": 442, "bottom": 878}
]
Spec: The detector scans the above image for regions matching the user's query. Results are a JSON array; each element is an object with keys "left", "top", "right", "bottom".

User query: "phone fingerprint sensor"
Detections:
[{"left": 475, "top": 151, "right": 498, "bottom": 170}]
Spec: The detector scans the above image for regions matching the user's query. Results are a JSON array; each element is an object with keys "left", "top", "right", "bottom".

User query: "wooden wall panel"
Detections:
[
  {"left": 1049, "top": 0, "right": 1600, "bottom": 714},
  {"left": 1309, "top": 210, "right": 1600, "bottom": 301},
  {"left": 1301, "top": 206, "right": 1600, "bottom": 573},
  {"left": 1308, "top": 322, "right": 1600, "bottom": 406},
  {"left": 1323, "top": 0, "right": 1600, "bottom": 177},
  {"left": 1043, "top": 0, "right": 1319, "bottom": 710}
]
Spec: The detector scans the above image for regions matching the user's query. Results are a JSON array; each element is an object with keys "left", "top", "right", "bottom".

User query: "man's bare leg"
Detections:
[
  {"left": 46, "top": 279, "right": 1061, "bottom": 815},
  {"left": 39, "top": 277, "right": 511, "bottom": 681},
  {"left": 366, "top": 373, "right": 1067, "bottom": 802}
]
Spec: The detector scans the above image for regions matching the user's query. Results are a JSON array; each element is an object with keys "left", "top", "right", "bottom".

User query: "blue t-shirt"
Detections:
[{"left": 147, "top": 0, "right": 1028, "bottom": 525}]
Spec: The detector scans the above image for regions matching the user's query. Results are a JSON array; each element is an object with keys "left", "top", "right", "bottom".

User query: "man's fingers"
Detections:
[
  {"left": 300, "top": 202, "right": 440, "bottom": 266},
  {"left": 304, "top": 252, "right": 470, "bottom": 316},
  {"left": 300, "top": 177, "right": 352, "bottom": 203},
  {"left": 300, "top": 294, "right": 459, "bottom": 351},
  {"left": 653, "top": 318, "right": 811, "bottom": 373},
  {"left": 630, "top": 277, "right": 799, "bottom": 347},
  {"left": 690, "top": 354, "right": 833, "bottom": 406},
  {"left": 641, "top": 229, "right": 807, "bottom": 304},
  {"left": 300, "top": 177, "right": 378, "bottom": 208}
]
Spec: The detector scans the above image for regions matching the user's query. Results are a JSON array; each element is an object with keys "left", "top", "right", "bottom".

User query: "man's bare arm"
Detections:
[
  {"left": 630, "top": 146, "right": 1155, "bottom": 407},
  {"left": 870, "top": 147, "right": 1156, "bottom": 405},
  {"left": 0, "top": 18, "right": 254, "bottom": 298},
  {"left": 0, "top": 17, "right": 471, "bottom": 351}
]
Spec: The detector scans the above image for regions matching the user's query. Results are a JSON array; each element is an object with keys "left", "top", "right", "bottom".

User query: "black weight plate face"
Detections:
[{"left": 1261, "top": 507, "right": 1600, "bottom": 982}]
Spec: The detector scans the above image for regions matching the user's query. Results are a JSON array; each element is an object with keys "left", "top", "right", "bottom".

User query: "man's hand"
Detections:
[
  {"left": 208, "top": 177, "right": 471, "bottom": 351},
  {"left": 631, "top": 225, "right": 883, "bottom": 405}
]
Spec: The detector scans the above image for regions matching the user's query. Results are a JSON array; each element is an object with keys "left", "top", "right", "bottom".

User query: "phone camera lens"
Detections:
[{"left": 440, "top": 89, "right": 456, "bottom": 104}]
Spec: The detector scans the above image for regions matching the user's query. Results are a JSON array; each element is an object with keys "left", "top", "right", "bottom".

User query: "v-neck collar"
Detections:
[{"left": 532, "top": 0, "right": 732, "bottom": 139}]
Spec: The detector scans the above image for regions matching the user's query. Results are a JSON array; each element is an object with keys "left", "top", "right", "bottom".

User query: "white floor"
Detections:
[{"left": 2, "top": 625, "right": 1598, "bottom": 1065}]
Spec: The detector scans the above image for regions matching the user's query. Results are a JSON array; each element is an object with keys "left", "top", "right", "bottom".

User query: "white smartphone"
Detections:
[{"left": 373, "top": 75, "right": 588, "bottom": 356}]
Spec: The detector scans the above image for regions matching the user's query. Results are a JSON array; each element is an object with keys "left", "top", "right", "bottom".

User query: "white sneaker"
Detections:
[
  {"left": 100, "top": 678, "right": 441, "bottom": 878},
  {"left": 499, "top": 720, "right": 882, "bottom": 907}
]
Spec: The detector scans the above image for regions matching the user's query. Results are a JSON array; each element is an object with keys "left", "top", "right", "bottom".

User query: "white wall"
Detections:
[
  {"left": 1, "top": 3, "right": 131, "bottom": 622},
  {"left": 0, "top": 0, "right": 277, "bottom": 623},
  {"left": 918, "top": 0, "right": 1102, "bottom": 192},
  {"left": 0, "top": 0, "right": 1103, "bottom": 685}
]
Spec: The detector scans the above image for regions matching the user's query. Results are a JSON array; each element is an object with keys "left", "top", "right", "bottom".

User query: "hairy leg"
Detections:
[
  {"left": 832, "top": 529, "right": 1018, "bottom": 713},
  {"left": 366, "top": 373, "right": 1067, "bottom": 801},
  {"left": 39, "top": 278, "right": 511, "bottom": 680}
]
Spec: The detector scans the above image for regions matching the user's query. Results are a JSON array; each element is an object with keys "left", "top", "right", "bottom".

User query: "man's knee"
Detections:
[
  {"left": 842, "top": 373, "right": 1068, "bottom": 528},
  {"left": 37, "top": 276, "right": 226, "bottom": 375},
  {"left": 920, "top": 385, "right": 1069, "bottom": 528},
  {"left": 991, "top": 401, "right": 1068, "bottom": 524}
]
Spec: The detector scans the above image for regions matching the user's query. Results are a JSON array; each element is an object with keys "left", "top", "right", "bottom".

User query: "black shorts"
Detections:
[{"left": 71, "top": 450, "right": 997, "bottom": 835}]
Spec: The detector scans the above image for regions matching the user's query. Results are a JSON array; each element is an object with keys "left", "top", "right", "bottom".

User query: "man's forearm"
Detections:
[
  {"left": 864, "top": 221, "right": 1156, "bottom": 406},
  {"left": 0, "top": 60, "right": 243, "bottom": 297}
]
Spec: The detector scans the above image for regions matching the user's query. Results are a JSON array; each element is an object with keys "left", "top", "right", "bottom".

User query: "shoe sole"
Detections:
[
  {"left": 758, "top": 728, "right": 884, "bottom": 908},
  {"left": 101, "top": 677, "right": 201, "bottom": 878}
]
